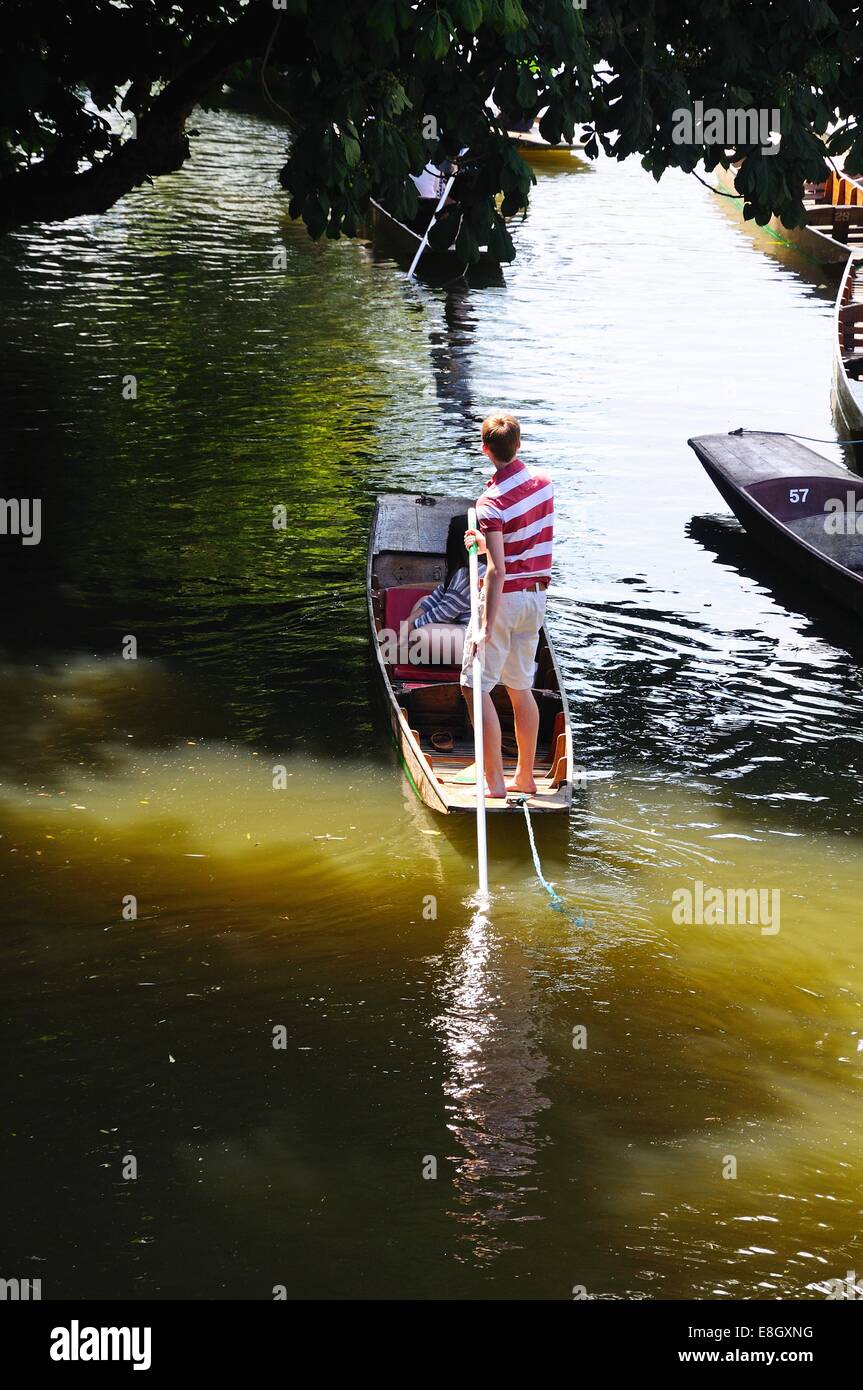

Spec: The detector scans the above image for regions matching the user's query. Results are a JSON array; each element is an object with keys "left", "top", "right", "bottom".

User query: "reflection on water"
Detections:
[
  {"left": 436, "top": 906, "right": 550, "bottom": 1263},
  {"left": 428, "top": 291, "right": 479, "bottom": 450},
  {"left": 1, "top": 109, "right": 863, "bottom": 1298}
]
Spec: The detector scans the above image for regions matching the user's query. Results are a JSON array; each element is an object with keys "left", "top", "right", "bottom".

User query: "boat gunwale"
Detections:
[
  {"left": 368, "top": 196, "right": 427, "bottom": 250},
  {"left": 834, "top": 251, "right": 863, "bottom": 432},
  {"left": 366, "top": 497, "right": 449, "bottom": 814}
]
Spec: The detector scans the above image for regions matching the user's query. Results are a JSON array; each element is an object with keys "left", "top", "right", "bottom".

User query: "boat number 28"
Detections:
[{"left": 788, "top": 487, "right": 810, "bottom": 504}]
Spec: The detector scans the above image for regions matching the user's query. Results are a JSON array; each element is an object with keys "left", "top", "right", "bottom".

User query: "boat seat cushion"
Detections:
[
  {"left": 392, "top": 665, "right": 462, "bottom": 682},
  {"left": 383, "top": 585, "right": 435, "bottom": 632},
  {"left": 382, "top": 585, "right": 464, "bottom": 681}
]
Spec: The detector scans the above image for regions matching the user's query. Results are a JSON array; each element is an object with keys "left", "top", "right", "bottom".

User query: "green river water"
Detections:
[{"left": 2, "top": 108, "right": 863, "bottom": 1300}]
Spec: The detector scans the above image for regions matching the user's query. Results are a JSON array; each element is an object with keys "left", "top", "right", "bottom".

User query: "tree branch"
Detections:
[{"left": 0, "top": 9, "right": 273, "bottom": 234}]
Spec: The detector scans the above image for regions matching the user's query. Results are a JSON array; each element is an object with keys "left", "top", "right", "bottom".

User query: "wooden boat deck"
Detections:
[
  {"left": 416, "top": 728, "right": 569, "bottom": 813},
  {"left": 688, "top": 429, "right": 847, "bottom": 485},
  {"left": 804, "top": 169, "right": 863, "bottom": 253},
  {"left": 397, "top": 674, "right": 573, "bottom": 814}
]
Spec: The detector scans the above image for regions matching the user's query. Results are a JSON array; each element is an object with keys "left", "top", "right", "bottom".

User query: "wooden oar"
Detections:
[
  {"left": 466, "top": 506, "right": 489, "bottom": 901},
  {"left": 407, "top": 149, "right": 468, "bottom": 280}
]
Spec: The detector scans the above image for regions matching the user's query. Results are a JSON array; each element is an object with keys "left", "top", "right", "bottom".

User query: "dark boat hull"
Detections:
[
  {"left": 689, "top": 431, "right": 863, "bottom": 617},
  {"left": 363, "top": 200, "right": 502, "bottom": 282}
]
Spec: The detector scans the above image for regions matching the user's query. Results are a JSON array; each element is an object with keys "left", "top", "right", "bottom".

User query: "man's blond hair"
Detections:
[{"left": 481, "top": 412, "right": 521, "bottom": 463}]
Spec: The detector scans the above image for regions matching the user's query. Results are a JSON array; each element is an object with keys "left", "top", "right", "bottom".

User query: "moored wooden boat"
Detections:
[
  {"left": 714, "top": 162, "right": 863, "bottom": 266},
  {"left": 834, "top": 253, "right": 863, "bottom": 436},
  {"left": 688, "top": 430, "right": 863, "bottom": 615},
  {"left": 507, "top": 122, "right": 587, "bottom": 164},
  {"left": 368, "top": 493, "right": 573, "bottom": 814},
  {"left": 364, "top": 198, "right": 501, "bottom": 280}
]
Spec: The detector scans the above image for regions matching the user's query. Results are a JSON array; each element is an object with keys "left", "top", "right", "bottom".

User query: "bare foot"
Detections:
[
  {"left": 452, "top": 763, "right": 507, "bottom": 797},
  {"left": 508, "top": 777, "right": 537, "bottom": 795}
]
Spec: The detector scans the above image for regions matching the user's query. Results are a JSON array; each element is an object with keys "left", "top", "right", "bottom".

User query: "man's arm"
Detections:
[{"left": 479, "top": 528, "right": 506, "bottom": 641}]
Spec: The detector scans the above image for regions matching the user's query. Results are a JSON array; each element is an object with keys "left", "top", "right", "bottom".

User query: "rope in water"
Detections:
[{"left": 512, "top": 796, "right": 585, "bottom": 927}]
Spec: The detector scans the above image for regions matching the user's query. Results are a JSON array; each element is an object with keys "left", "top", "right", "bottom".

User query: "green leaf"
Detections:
[
  {"left": 499, "top": 0, "right": 528, "bottom": 33},
  {"left": 455, "top": 221, "right": 479, "bottom": 263},
  {"left": 429, "top": 13, "right": 452, "bottom": 61},
  {"left": 367, "top": 0, "right": 396, "bottom": 41},
  {"left": 486, "top": 211, "right": 515, "bottom": 261},
  {"left": 454, "top": 0, "right": 484, "bottom": 31},
  {"left": 302, "top": 191, "right": 328, "bottom": 239},
  {"left": 516, "top": 67, "right": 535, "bottom": 108},
  {"left": 382, "top": 78, "right": 412, "bottom": 118}
]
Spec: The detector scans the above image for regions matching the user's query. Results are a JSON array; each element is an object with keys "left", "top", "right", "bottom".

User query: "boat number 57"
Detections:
[{"left": 788, "top": 487, "right": 809, "bottom": 504}]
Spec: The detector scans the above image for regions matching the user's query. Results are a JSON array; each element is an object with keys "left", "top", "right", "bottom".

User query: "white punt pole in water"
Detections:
[
  {"left": 467, "top": 506, "right": 489, "bottom": 901},
  {"left": 406, "top": 149, "right": 468, "bottom": 280}
]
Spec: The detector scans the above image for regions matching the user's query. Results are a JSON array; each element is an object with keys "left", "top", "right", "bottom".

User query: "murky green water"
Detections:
[{"left": 2, "top": 110, "right": 863, "bottom": 1300}]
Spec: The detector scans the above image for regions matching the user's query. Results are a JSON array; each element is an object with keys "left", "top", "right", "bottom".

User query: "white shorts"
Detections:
[{"left": 460, "top": 590, "right": 546, "bottom": 694}]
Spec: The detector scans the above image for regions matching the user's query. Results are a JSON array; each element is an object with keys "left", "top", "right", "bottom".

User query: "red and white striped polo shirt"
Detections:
[{"left": 476, "top": 457, "right": 554, "bottom": 593}]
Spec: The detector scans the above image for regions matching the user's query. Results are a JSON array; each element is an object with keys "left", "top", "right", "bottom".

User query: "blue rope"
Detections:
[{"left": 511, "top": 796, "right": 585, "bottom": 927}]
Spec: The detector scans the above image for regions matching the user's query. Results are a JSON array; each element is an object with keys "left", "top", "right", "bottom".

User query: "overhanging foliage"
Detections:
[{"left": 2, "top": 0, "right": 862, "bottom": 257}]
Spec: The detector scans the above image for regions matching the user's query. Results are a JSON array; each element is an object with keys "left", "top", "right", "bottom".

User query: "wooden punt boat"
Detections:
[
  {"left": 507, "top": 123, "right": 587, "bottom": 165},
  {"left": 364, "top": 198, "right": 501, "bottom": 279},
  {"left": 714, "top": 163, "right": 863, "bottom": 266},
  {"left": 834, "top": 253, "right": 863, "bottom": 436},
  {"left": 688, "top": 430, "right": 863, "bottom": 615},
  {"left": 368, "top": 492, "right": 573, "bottom": 814}
]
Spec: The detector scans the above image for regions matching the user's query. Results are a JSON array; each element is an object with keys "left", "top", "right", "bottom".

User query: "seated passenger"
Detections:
[
  {"left": 406, "top": 514, "right": 484, "bottom": 667},
  {"left": 409, "top": 158, "right": 459, "bottom": 232},
  {"left": 411, "top": 157, "right": 459, "bottom": 201}
]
